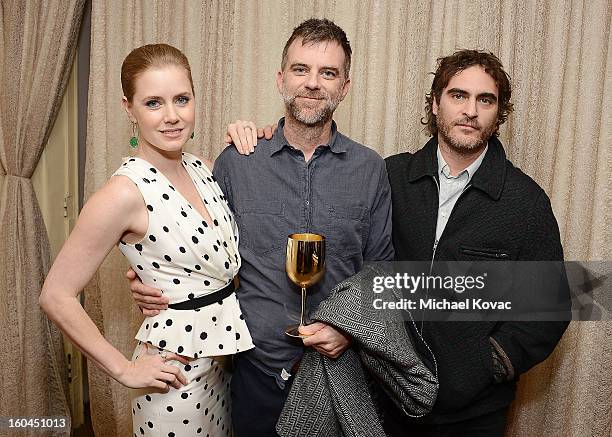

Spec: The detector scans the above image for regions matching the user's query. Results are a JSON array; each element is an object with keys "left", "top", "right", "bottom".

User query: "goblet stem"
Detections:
[{"left": 299, "top": 287, "right": 309, "bottom": 328}]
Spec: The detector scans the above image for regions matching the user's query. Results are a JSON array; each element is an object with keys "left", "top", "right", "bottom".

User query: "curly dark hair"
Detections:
[
  {"left": 281, "top": 18, "right": 352, "bottom": 79},
  {"left": 422, "top": 49, "right": 514, "bottom": 137}
]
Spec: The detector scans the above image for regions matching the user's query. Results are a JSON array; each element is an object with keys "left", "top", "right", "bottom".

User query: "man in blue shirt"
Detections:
[{"left": 129, "top": 19, "right": 393, "bottom": 436}]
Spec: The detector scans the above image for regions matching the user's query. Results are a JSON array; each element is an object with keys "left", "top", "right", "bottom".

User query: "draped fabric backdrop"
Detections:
[
  {"left": 0, "top": 1, "right": 85, "bottom": 436},
  {"left": 85, "top": 1, "right": 611, "bottom": 436}
]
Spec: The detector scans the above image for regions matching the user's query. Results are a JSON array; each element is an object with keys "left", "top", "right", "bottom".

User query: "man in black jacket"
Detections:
[{"left": 383, "top": 50, "right": 569, "bottom": 436}]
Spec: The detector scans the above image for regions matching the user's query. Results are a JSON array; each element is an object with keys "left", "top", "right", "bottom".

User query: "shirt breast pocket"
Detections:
[
  {"left": 236, "top": 199, "right": 291, "bottom": 254},
  {"left": 324, "top": 202, "right": 366, "bottom": 259}
]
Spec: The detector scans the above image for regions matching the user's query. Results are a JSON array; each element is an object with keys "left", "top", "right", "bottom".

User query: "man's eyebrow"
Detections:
[
  {"left": 477, "top": 92, "right": 498, "bottom": 102},
  {"left": 446, "top": 88, "right": 498, "bottom": 102},
  {"left": 446, "top": 88, "right": 468, "bottom": 95},
  {"left": 289, "top": 63, "right": 340, "bottom": 73}
]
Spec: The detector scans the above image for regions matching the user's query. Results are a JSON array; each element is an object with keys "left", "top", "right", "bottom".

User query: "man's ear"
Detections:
[
  {"left": 122, "top": 96, "right": 136, "bottom": 123},
  {"left": 432, "top": 96, "right": 439, "bottom": 116},
  {"left": 275, "top": 70, "right": 284, "bottom": 94},
  {"left": 339, "top": 77, "right": 351, "bottom": 101}
]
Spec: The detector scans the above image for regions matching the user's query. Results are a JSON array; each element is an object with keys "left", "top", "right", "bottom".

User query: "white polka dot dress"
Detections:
[
  {"left": 113, "top": 153, "right": 254, "bottom": 436},
  {"left": 130, "top": 342, "right": 233, "bottom": 437}
]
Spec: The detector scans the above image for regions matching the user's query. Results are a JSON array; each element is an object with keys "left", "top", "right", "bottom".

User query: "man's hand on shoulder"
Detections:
[
  {"left": 223, "top": 120, "right": 277, "bottom": 155},
  {"left": 126, "top": 268, "right": 169, "bottom": 316}
]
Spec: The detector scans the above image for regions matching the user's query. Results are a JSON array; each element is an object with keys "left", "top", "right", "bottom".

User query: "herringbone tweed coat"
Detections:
[{"left": 276, "top": 264, "right": 438, "bottom": 437}]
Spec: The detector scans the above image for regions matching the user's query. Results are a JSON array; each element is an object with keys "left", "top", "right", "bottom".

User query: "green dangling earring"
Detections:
[
  {"left": 130, "top": 123, "right": 138, "bottom": 149},
  {"left": 190, "top": 131, "right": 194, "bottom": 140}
]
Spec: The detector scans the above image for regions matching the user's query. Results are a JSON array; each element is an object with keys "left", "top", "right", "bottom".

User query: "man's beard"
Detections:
[
  {"left": 437, "top": 113, "right": 496, "bottom": 155},
  {"left": 281, "top": 84, "right": 343, "bottom": 126}
]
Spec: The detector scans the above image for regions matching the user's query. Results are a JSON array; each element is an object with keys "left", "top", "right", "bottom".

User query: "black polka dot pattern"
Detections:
[
  {"left": 131, "top": 342, "right": 232, "bottom": 436},
  {"left": 115, "top": 154, "right": 252, "bottom": 432}
]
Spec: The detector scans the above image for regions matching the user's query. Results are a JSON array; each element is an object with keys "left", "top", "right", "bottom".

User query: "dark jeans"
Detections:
[
  {"left": 231, "top": 354, "right": 292, "bottom": 437},
  {"left": 384, "top": 407, "right": 508, "bottom": 437}
]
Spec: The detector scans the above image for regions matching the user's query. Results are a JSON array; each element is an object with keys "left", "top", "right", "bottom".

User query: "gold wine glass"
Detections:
[{"left": 285, "top": 233, "right": 326, "bottom": 338}]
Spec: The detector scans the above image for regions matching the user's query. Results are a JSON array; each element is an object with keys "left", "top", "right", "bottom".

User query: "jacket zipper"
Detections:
[
  {"left": 422, "top": 177, "right": 473, "bottom": 332},
  {"left": 421, "top": 176, "right": 442, "bottom": 334},
  {"left": 429, "top": 176, "right": 441, "bottom": 274},
  {"left": 407, "top": 175, "right": 444, "bottom": 397},
  {"left": 429, "top": 239, "right": 439, "bottom": 275}
]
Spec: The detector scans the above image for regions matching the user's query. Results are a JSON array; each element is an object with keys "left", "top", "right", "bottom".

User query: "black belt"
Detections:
[{"left": 168, "top": 280, "right": 235, "bottom": 310}]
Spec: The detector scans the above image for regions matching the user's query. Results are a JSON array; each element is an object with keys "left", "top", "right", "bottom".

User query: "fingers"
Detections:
[
  {"left": 126, "top": 268, "right": 137, "bottom": 279},
  {"left": 130, "top": 279, "right": 168, "bottom": 313},
  {"left": 128, "top": 347, "right": 189, "bottom": 390},
  {"left": 312, "top": 344, "right": 340, "bottom": 359},
  {"left": 176, "top": 372, "right": 187, "bottom": 387},
  {"left": 139, "top": 302, "right": 167, "bottom": 310},
  {"left": 148, "top": 356, "right": 187, "bottom": 389},
  {"left": 240, "top": 121, "right": 256, "bottom": 154},
  {"left": 302, "top": 324, "right": 351, "bottom": 359},
  {"left": 299, "top": 322, "right": 326, "bottom": 344},
  {"left": 309, "top": 335, "right": 344, "bottom": 358},
  {"left": 165, "top": 352, "right": 191, "bottom": 366},
  {"left": 134, "top": 291, "right": 168, "bottom": 306},
  {"left": 250, "top": 122, "right": 257, "bottom": 153},
  {"left": 160, "top": 367, "right": 187, "bottom": 389},
  {"left": 226, "top": 122, "right": 241, "bottom": 150},
  {"left": 320, "top": 346, "right": 344, "bottom": 359},
  {"left": 302, "top": 332, "right": 321, "bottom": 347},
  {"left": 150, "top": 379, "right": 170, "bottom": 391},
  {"left": 159, "top": 360, "right": 188, "bottom": 388},
  {"left": 142, "top": 309, "right": 161, "bottom": 317},
  {"left": 263, "top": 124, "right": 276, "bottom": 140},
  {"left": 237, "top": 121, "right": 251, "bottom": 155},
  {"left": 131, "top": 280, "right": 164, "bottom": 298},
  {"left": 300, "top": 322, "right": 325, "bottom": 334},
  {"left": 257, "top": 127, "right": 265, "bottom": 139},
  {"left": 133, "top": 294, "right": 168, "bottom": 311},
  {"left": 167, "top": 366, "right": 187, "bottom": 387},
  {"left": 227, "top": 120, "right": 259, "bottom": 155},
  {"left": 157, "top": 370, "right": 181, "bottom": 389}
]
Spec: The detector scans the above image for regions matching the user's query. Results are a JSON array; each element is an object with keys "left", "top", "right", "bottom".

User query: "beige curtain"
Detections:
[
  {"left": 86, "top": 1, "right": 611, "bottom": 436},
  {"left": 0, "top": 1, "right": 85, "bottom": 436}
]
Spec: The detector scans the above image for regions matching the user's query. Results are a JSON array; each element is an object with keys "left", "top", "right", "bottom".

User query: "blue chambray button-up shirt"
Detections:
[{"left": 213, "top": 118, "right": 394, "bottom": 386}]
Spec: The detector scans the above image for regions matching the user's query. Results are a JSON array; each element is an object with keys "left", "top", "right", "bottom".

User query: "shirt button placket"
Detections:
[
  {"left": 306, "top": 152, "right": 320, "bottom": 232},
  {"left": 305, "top": 161, "right": 311, "bottom": 230}
]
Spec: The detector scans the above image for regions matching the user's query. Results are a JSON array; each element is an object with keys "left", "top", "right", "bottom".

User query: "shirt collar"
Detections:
[
  {"left": 436, "top": 143, "right": 488, "bottom": 182},
  {"left": 270, "top": 117, "right": 346, "bottom": 156}
]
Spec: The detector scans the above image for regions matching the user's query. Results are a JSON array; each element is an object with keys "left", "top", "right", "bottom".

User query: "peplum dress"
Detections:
[{"left": 114, "top": 152, "right": 253, "bottom": 437}]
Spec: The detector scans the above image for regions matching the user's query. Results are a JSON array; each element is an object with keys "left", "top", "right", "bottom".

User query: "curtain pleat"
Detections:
[{"left": 0, "top": 1, "right": 85, "bottom": 436}]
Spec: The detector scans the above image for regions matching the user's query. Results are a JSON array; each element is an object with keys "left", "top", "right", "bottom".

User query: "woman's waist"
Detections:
[
  {"left": 166, "top": 279, "right": 236, "bottom": 309},
  {"left": 135, "top": 295, "right": 253, "bottom": 358},
  {"left": 137, "top": 275, "right": 237, "bottom": 304},
  {"left": 138, "top": 291, "right": 242, "bottom": 327}
]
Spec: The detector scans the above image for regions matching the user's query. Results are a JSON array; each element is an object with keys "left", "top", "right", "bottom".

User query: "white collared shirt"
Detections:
[{"left": 435, "top": 145, "right": 488, "bottom": 242}]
